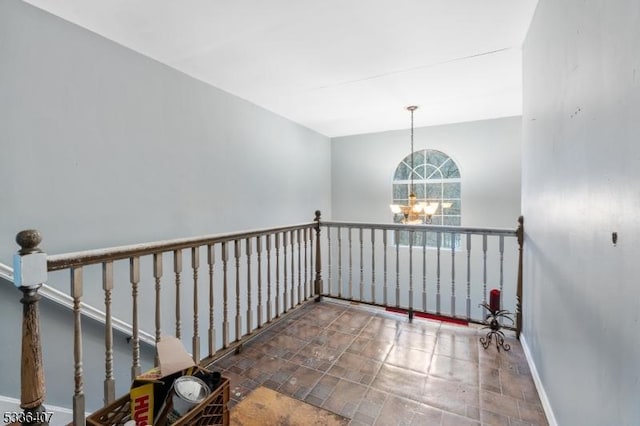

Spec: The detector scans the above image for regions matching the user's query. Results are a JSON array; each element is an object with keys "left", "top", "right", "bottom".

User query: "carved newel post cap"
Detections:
[
  {"left": 314, "top": 210, "right": 321, "bottom": 220},
  {"left": 16, "top": 230, "right": 43, "bottom": 254}
]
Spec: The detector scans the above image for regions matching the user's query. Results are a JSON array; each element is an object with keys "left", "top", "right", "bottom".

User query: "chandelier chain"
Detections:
[
  {"left": 390, "top": 105, "right": 443, "bottom": 225},
  {"left": 409, "top": 106, "right": 416, "bottom": 196}
]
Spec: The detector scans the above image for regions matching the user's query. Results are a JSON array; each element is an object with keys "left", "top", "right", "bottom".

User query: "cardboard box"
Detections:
[{"left": 130, "top": 337, "right": 196, "bottom": 426}]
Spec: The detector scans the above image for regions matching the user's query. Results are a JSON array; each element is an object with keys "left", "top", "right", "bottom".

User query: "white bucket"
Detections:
[{"left": 166, "top": 376, "right": 210, "bottom": 424}]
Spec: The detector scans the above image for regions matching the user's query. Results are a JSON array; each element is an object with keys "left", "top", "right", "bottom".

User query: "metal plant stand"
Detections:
[{"left": 479, "top": 303, "right": 514, "bottom": 351}]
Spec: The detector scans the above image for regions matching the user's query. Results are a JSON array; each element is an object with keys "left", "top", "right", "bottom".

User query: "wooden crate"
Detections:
[{"left": 87, "top": 377, "right": 229, "bottom": 426}]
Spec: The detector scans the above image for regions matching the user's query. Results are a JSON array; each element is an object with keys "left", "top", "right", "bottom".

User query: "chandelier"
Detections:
[{"left": 389, "top": 106, "right": 443, "bottom": 224}]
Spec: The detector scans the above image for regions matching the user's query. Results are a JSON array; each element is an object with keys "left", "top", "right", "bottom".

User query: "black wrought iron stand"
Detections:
[{"left": 479, "top": 303, "right": 514, "bottom": 352}]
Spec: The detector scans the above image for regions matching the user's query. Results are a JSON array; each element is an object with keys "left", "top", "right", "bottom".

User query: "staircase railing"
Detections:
[
  {"left": 10, "top": 212, "right": 523, "bottom": 425},
  {"left": 11, "top": 213, "right": 323, "bottom": 425}
]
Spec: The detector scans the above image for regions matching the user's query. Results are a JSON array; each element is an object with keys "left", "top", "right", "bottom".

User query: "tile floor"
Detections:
[{"left": 210, "top": 300, "right": 548, "bottom": 426}]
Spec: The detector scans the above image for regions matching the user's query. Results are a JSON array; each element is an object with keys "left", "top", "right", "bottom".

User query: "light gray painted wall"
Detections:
[
  {"left": 522, "top": 1, "right": 640, "bottom": 425},
  {"left": 329, "top": 117, "right": 522, "bottom": 325},
  {"left": 0, "top": 0, "right": 330, "bottom": 410},
  {"left": 0, "top": 1, "right": 330, "bottom": 259},
  {"left": 331, "top": 116, "right": 522, "bottom": 228}
]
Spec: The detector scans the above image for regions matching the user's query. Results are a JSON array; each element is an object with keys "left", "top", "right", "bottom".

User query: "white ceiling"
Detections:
[{"left": 23, "top": 0, "right": 538, "bottom": 137}]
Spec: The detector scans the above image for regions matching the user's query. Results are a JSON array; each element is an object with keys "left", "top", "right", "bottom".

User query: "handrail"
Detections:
[
  {"left": 1, "top": 262, "right": 155, "bottom": 345},
  {"left": 27, "top": 218, "right": 323, "bottom": 424},
  {"left": 322, "top": 220, "right": 518, "bottom": 236},
  {"left": 0, "top": 262, "right": 12, "bottom": 282},
  {"left": 47, "top": 222, "right": 315, "bottom": 271}
]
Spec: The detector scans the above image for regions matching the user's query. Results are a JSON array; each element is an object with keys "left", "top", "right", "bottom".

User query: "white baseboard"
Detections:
[{"left": 520, "top": 333, "right": 559, "bottom": 426}]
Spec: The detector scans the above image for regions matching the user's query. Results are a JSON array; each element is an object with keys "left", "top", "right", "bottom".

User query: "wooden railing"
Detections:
[
  {"left": 10, "top": 212, "right": 523, "bottom": 425},
  {"left": 11, "top": 212, "right": 323, "bottom": 425},
  {"left": 317, "top": 217, "right": 524, "bottom": 329}
]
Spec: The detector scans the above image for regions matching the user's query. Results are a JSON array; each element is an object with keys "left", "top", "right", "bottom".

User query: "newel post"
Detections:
[
  {"left": 515, "top": 216, "right": 524, "bottom": 340},
  {"left": 313, "top": 210, "right": 323, "bottom": 302},
  {"left": 13, "top": 230, "right": 49, "bottom": 425}
]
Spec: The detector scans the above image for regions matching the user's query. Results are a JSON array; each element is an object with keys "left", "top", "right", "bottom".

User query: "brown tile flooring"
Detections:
[{"left": 211, "top": 300, "right": 548, "bottom": 426}]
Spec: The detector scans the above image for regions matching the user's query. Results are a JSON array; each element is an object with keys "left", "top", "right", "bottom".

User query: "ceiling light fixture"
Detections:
[{"left": 390, "top": 106, "right": 445, "bottom": 224}]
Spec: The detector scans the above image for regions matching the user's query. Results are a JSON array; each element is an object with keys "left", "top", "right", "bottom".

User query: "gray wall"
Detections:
[
  {"left": 329, "top": 117, "right": 522, "bottom": 327},
  {"left": 0, "top": 0, "right": 330, "bottom": 410},
  {"left": 331, "top": 116, "right": 522, "bottom": 228},
  {"left": 522, "top": 1, "right": 640, "bottom": 425},
  {"left": 0, "top": 1, "right": 330, "bottom": 259}
]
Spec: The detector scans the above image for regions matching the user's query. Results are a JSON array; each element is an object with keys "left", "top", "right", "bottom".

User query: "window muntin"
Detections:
[{"left": 392, "top": 149, "right": 461, "bottom": 247}]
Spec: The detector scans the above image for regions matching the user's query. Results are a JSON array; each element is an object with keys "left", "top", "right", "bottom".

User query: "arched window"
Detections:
[{"left": 392, "top": 149, "right": 461, "bottom": 246}]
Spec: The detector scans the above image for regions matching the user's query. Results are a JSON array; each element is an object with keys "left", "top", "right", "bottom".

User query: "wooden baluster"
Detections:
[
  {"left": 309, "top": 227, "right": 314, "bottom": 297},
  {"left": 222, "top": 242, "right": 229, "bottom": 348},
  {"left": 234, "top": 240, "right": 242, "bottom": 341},
  {"left": 450, "top": 232, "right": 456, "bottom": 317},
  {"left": 103, "top": 261, "right": 115, "bottom": 404},
  {"left": 207, "top": 244, "right": 216, "bottom": 356},
  {"left": 71, "top": 266, "right": 85, "bottom": 425},
  {"left": 290, "top": 230, "right": 295, "bottom": 308},
  {"left": 153, "top": 253, "right": 162, "bottom": 365},
  {"left": 499, "top": 235, "right": 505, "bottom": 320},
  {"left": 359, "top": 228, "right": 364, "bottom": 301},
  {"left": 266, "top": 235, "right": 273, "bottom": 322},
  {"left": 436, "top": 232, "right": 442, "bottom": 314},
  {"left": 297, "top": 229, "right": 302, "bottom": 305},
  {"left": 191, "top": 246, "right": 200, "bottom": 362},
  {"left": 287, "top": 231, "right": 292, "bottom": 308},
  {"left": 313, "top": 210, "right": 323, "bottom": 300},
  {"left": 466, "top": 234, "right": 472, "bottom": 320},
  {"left": 383, "top": 229, "right": 388, "bottom": 306},
  {"left": 337, "top": 226, "right": 342, "bottom": 298},
  {"left": 327, "top": 226, "right": 332, "bottom": 296},
  {"left": 130, "top": 257, "right": 141, "bottom": 379},
  {"left": 283, "top": 232, "right": 289, "bottom": 311},
  {"left": 516, "top": 216, "right": 524, "bottom": 339},
  {"left": 409, "top": 229, "right": 414, "bottom": 317},
  {"left": 303, "top": 229, "right": 308, "bottom": 300},
  {"left": 14, "top": 230, "right": 49, "bottom": 424},
  {"left": 275, "top": 233, "right": 281, "bottom": 316},
  {"left": 483, "top": 234, "right": 488, "bottom": 305},
  {"left": 246, "top": 238, "right": 253, "bottom": 334},
  {"left": 371, "top": 229, "right": 376, "bottom": 304},
  {"left": 309, "top": 225, "right": 316, "bottom": 298},
  {"left": 422, "top": 230, "right": 427, "bottom": 312},
  {"left": 348, "top": 227, "right": 353, "bottom": 299},
  {"left": 311, "top": 227, "right": 316, "bottom": 299},
  {"left": 395, "top": 229, "right": 400, "bottom": 308},
  {"left": 173, "top": 249, "right": 182, "bottom": 339},
  {"left": 257, "top": 236, "right": 263, "bottom": 328}
]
